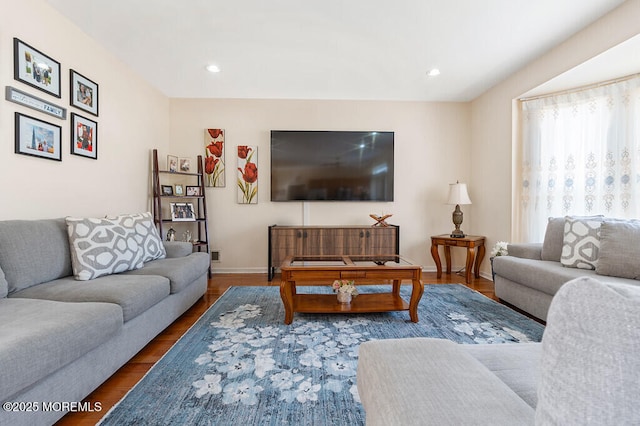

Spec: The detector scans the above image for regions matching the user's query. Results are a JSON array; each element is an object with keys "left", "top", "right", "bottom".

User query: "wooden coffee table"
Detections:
[{"left": 279, "top": 255, "right": 424, "bottom": 324}]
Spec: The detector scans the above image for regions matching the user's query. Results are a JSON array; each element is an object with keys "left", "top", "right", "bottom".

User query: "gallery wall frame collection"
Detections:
[{"left": 9, "top": 37, "right": 100, "bottom": 162}]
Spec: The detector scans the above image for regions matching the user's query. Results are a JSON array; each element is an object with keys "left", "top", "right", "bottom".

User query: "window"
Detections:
[{"left": 516, "top": 75, "right": 640, "bottom": 242}]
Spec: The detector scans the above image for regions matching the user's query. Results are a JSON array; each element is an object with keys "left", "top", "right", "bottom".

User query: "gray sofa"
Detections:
[
  {"left": 357, "top": 276, "right": 640, "bottom": 425},
  {"left": 0, "top": 216, "right": 210, "bottom": 426},
  {"left": 493, "top": 216, "right": 640, "bottom": 320}
]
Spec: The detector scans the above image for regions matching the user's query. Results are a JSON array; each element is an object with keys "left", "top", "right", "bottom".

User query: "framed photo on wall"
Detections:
[
  {"left": 70, "top": 113, "right": 98, "bottom": 159},
  {"left": 13, "top": 38, "right": 61, "bottom": 98},
  {"left": 14, "top": 112, "right": 62, "bottom": 161},
  {"left": 70, "top": 70, "right": 99, "bottom": 116}
]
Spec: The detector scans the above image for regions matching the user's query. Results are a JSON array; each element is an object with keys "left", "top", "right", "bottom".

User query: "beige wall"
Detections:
[
  {"left": 169, "top": 99, "right": 471, "bottom": 272},
  {"left": 471, "top": 0, "right": 640, "bottom": 257},
  {"left": 0, "top": 0, "right": 170, "bottom": 220}
]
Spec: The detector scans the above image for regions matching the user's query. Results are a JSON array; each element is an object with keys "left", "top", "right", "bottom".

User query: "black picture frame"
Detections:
[
  {"left": 161, "top": 185, "right": 174, "bottom": 196},
  {"left": 13, "top": 38, "right": 61, "bottom": 98},
  {"left": 70, "top": 113, "right": 98, "bottom": 159},
  {"left": 185, "top": 185, "right": 202, "bottom": 196},
  {"left": 70, "top": 70, "right": 99, "bottom": 116},
  {"left": 14, "top": 112, "right": 62, "bottom": 161}
]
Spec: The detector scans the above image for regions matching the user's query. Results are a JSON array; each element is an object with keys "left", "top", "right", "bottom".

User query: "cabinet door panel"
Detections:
[{"left": 271, "top": 229, "right": 300, "bottom": 266}]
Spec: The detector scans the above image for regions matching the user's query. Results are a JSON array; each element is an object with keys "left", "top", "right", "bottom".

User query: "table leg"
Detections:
[
  {"left": 409, "top": 279, "right": 424, "bottom": 322},
  {"left": 392, "top": 279, "right": 401, "bottom": 295},
  {"left": 475, "top": 243, "right": 486, "bottom": 278},
  {"left": 430, "top": 242, "right": 442, "bottom": 278},
  {"left": 444, "top": 246, "right": 452, "bottom": 274},
  {"left": 280, "top": 279, "right": 295, "bottom": 324},
  {"left": 465, "top": 247, "right": 476, "bottom": 284}
]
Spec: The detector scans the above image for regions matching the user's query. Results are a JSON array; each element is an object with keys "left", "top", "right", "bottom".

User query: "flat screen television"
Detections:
[{"left": 270, "top": 130, "right": 394, "bottom": 201}]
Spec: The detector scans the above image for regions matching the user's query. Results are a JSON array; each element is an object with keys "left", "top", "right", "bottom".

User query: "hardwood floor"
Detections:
[{"left": 56, "top": 271, "right": 495, "bottom": 425}]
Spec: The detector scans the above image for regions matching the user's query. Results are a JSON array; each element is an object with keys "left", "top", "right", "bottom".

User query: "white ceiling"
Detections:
[{"left": 46, "top": 0, "right": 628, "bottom": 101}]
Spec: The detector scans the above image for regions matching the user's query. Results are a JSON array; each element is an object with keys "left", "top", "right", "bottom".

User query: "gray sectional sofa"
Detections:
[
  {"left": 357, "top": 276, "right": 640, "bottom": 425},
  {"left": 493, "top": 216, "right": 640, "bottom": 321},
  {"left": 0, "top": 215, "right": 210, "bottom": 426}
]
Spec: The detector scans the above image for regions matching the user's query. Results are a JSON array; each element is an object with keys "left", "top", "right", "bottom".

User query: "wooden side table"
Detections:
[{"left": 430, "top": 235, "right": 486, "bottom": 284}]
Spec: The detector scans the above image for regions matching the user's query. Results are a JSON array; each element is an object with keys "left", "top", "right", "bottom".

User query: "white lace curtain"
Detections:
[{"left": 516, "top": 75, "right": 640, "bottom": 242}]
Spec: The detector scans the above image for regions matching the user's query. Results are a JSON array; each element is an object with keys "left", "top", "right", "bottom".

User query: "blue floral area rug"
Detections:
[{"left": 99, "top": 284, "right": 544, "bottom": 425}]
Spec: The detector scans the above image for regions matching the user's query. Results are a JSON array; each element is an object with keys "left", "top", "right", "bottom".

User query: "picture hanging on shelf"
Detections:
[
  {"left": 167, "top": 155, "right": 178, "bottom": 172},
  {"left": 161, "top": 185, "right": 173, "bottom": 196},
  {"left": 170, "top": 202, "right": 195, "bottom": 221},
  {"left": 179, "top": 157, "right": 191, "bottom": 172},
  {"left": 204, "top": 129, "right": 225, "bottom": 187},
  {"left": 237, "top": 145, "right": 258, "bottom": 204},
  {"left": 186, "top": 185, "right": 201, "bottom": 196}
]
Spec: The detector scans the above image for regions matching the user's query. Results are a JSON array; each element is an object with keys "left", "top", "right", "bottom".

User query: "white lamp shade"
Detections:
[{"left": 447, "top": 182, "right": 472, "bottom": 205}]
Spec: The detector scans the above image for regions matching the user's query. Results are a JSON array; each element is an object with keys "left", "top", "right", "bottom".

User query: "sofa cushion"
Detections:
[
  {"left": 536, "top": 277, "right": 640, "bottom": 424},
  {"left": 541, "top": 217, "right": 565, "bottom": 261},
  {"left": 0, "top": 219, "right": 73, "bottom": 294},
  {"left": 463, "top": 343, "right": 541, "bottom": 409},
  {"left": 11, "top": 274, "right": 170, "bottom": 322},
  {"left": 0, "top": 265, "right": 7, "bottom": 299},
  {"left": 66, "top": 217, "right": 144, "bottom": 280},
  {"left": 0, "top": 298, "right": 122, "bottom": 402},
  {"left": 560, "top": 216, "right": 603, "bottom": 269},
  {"left": 596, "top": 219, "right": 640, "bottom": 280},
  {"left": 357, "top": 338, "right": 535, "bottom": 425},
  {"left": 110, "top": 212, "right": 166, "bottom": 263},
  {"left": 124, "top": 252, "right": 209, "bottom": 294}
]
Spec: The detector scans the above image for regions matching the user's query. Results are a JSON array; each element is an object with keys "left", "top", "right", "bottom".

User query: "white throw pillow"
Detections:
[
  {"left": 110, "top": 212, "right": 166, "bottom": 263},
  {"left": 560, "top": 216, "right": 603, "bottom": 270},
  {"left": 66, "top": 217, "right": 144, "bottom": 281}
]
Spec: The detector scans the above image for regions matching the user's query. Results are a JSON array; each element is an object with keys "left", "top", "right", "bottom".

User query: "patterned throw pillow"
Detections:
[
  {"left": 110, "top": 212, "right": 166, "bottom": 263},
  {"left": 66, "top": 217, "right": 144, "bottom": 281},
  {"left": 560, "top": 216, "right": 604, "bottom": 270}
]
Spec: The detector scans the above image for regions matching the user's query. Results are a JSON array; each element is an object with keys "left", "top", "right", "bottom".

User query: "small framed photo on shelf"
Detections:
[
  {"left": 70, "top": 113, "right": 97, "bottom": 159},
  {"left": 161, "top": 185, "right": 173, "bottom": 196},
  {"left": 185, "top": 185, "right": 201, "bottom": 196},
  {"left": 174, "top": 184, "right": 184, "bottom": 196},
  {"left": 14, "top": 112, "right": 62, "bottom": 161},
  {"left": 170, "top": 202, "right": 196, "bottom": 221},
  {"left": 13, "top": 38, "right": 61, "bottom": 98},
  {"left": 70, "top": 70, "right": 99, "bottom": 116},
  {"left": 167, "top": 155, "right": 178, "bottom": 172},
  {"left": 179, "top": 157, "right": 191, "bottom": 172}
]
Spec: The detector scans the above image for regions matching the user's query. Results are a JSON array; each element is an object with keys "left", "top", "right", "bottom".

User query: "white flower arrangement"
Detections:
[
  {"left": 331, "top": 279, "right": 358, "bottom": 297},
  {"left": 491, "top": 241, "right": 509, "bottom": 257}
]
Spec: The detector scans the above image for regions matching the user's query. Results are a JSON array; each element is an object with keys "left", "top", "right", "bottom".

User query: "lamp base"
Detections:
[{"left": 450, "top": 230, "right": 466, "bottom": 238}]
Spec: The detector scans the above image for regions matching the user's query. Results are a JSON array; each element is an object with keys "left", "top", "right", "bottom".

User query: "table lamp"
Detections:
[{"left": 446, "top": 181, "right": 472, "bottom": 238}]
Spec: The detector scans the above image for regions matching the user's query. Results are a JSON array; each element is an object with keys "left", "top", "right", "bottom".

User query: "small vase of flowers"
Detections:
[{"left": 332, "top": 279, "right": 358, "bottom": 304}]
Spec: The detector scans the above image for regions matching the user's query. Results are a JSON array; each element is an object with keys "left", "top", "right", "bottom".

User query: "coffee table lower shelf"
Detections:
[{"left": 292, "top": 292, "right": 410, "bottom": 314}]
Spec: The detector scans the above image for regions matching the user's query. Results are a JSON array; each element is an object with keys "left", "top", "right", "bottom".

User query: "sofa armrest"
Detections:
[
  {"left": 162, "top": 241, "right": 193, "bottom": 258},
  {"left": 507, "top": 243, "right": 542, "bottom": 260}
]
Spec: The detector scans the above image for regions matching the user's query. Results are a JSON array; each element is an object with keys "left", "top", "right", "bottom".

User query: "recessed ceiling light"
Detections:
[
  {"left": 427, "top": 68, "right": 441, "bottom": 77},
  {"left": 205, "top": 64, "right": 220, "bottom": 73}
]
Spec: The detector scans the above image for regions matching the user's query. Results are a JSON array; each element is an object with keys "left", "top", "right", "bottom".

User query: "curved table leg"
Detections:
[
  {"left": 280, "top": 280, "right": 295, "bottom": 324},
  {"left": 465, "top": 247, "right": 476, "bottom": 284},
  {"left": 430, "top": 242, "right": 442, "bottom": 278},
  {"left": 409, "top": 279, "right": 424, "bottom": 322},
  {"left": 475, "top": 243, "right": 486, "bottom": 278}
]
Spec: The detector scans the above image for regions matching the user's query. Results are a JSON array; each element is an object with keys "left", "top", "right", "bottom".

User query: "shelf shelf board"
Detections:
[{"left": 158, "top": 170, "right": 202, "bottom": 177}]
